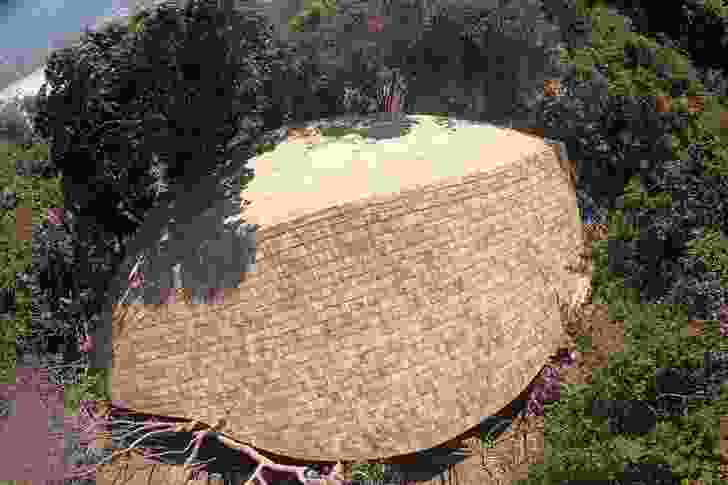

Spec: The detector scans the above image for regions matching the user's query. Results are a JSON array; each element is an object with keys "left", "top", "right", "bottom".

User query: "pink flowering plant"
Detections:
[
  {"left": 524, "top": 347, "right": 577, "bottom": 418},
  {"left": 46, "top": 207, "right": 65, "bottom": 226},
  {"left": 376, "top": 67, "right": 407, "bottom": 115},
  {"left": 367, "top": 15, "right": 385, "bottom": 33},
  {"left": 720, "top": 304, "right": 728, "bottom": 336},
  {"left": 78, "top": 335, "right": 94, "bottom": 354}
]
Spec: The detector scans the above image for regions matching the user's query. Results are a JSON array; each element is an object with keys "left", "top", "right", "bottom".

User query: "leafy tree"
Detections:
[
  {"left": 594, "top": 0, "right": 728, "bottom": 75},
  {"left": 281, "top": 0, "right": 568, "bottom": 119},
  {"left": 414, "top": 0, "right": 565, "bottom": 121},
  {"left": 282, "top": 0, "right": 399, "bottom": 113},
  {"left": 541, "top": 0, "right": 595, "bottom": 51},
  {"left": 31, "top": 0, "right": 299, "bottom": 245},
  {"left": 127, "top": 8, "right": 151, "bottom": 35},
  {"left": 615, "top": 143, "right": 728, "bottom": 322}
]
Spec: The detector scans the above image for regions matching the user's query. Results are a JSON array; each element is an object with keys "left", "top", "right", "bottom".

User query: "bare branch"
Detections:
[
  {"left": 70, "top": 403, "right": 354, "bottom": 485},
  {"left": 65, "top": 423, "right": 180, "bottom": 480}
]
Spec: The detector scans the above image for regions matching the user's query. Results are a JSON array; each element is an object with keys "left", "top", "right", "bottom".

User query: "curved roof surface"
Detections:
[{"left": 106, "top": 116, "right": 583, "bottom": 461}]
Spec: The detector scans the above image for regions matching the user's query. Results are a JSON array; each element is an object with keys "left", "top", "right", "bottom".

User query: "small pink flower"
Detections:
[
  {"left": 159, "top": 287, "right": 176, "bottom": 305},
  {"left": 719, "top": 304, "right": 728, "bottom": 323},
  {"left": 191, "top": 470, "right": 207, "bottom": 481},
  {"left": 541, "top": 365, "right": 561, "bottom": 382},
  {"left": 386, "top": 93, "right": 401, "bottom": 113},
  {"left": 208, "top": 287, "right": 225, "bottom": 305},
  {"left": 78, "top": 335, "right": 94, "bottom": 353},
  {"left": 128, "top": 268, "right": 144, "bottom": 289},
  {"left": 554, "top": 347, "right": 577, "bottom": 367},
  {"left": 367, "top": 15, "right": 385, "bottom": 33},
  {"left": 47, "top": 208, "right": 65, "bottom": 226},
  {"left": 526, "top": 397, "right": 544, "bottom": 416}
]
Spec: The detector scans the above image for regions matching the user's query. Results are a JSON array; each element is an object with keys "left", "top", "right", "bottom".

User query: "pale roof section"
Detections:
[{"left": 242, "top": 114, "right": 554, "bottom": 227}]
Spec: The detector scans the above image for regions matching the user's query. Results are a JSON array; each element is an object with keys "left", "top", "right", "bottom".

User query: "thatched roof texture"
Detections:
[{"left": 108, "top": 115, "right": 588, "bottom": 462}]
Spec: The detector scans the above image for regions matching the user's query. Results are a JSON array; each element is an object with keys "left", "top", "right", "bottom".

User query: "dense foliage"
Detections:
[
  {"left": 606, "top": 146, "right": 728, "bottom": 322},
  {"left": 31, "top": 0, "right": 281, "bottom": 239},
  {"left": 284, "top": 0, "right": 569, "bottom": 121},
  {"left": 593, "top": 0, "right": 728, "bottom": 76},
  {"left": 0, "top": 140, "right": 62, "bottom": 384}
]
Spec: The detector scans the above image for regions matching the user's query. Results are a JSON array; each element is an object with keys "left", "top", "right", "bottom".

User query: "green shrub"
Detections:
[{"left": 685, "top": 225, "right": 728, "bottom": 288}]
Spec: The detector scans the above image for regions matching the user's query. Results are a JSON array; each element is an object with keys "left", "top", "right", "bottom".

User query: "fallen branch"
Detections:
[{"left": 67, "top": 402, "right": 353, "bottom": 485}]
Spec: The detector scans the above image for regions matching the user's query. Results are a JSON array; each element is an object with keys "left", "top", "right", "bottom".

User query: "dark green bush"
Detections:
[
  {"left": 595, "top": 0, "right": 728, "bottom": 76},
  {"left": 32, "top": 0, "right": 280, "bottom": 226}
]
